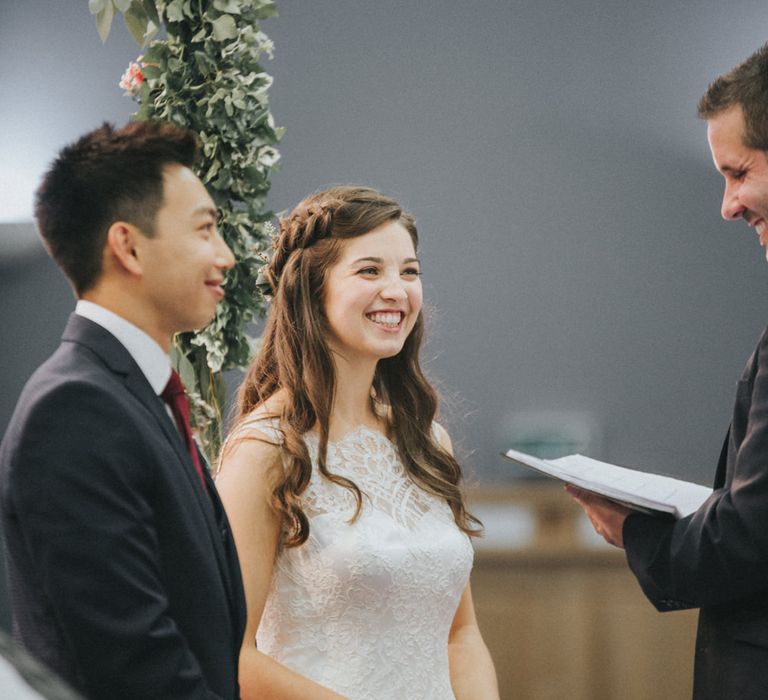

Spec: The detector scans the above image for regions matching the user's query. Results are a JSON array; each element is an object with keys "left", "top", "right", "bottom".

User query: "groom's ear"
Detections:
[{"left": 105, "top": 222, "right": 143, "bottom": 277}]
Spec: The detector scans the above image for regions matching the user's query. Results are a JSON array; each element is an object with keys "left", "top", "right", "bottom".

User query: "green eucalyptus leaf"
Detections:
[
  {"left": 141, "top": 0, "right": 161, "bottom": 25},
  {"left": 171, "top": 346, "right": 198, "bottom": 393},
  {"left": 140, "top": 18, "right": 160, "bottom": 44},
  {"left": 165, "top": 0, "right": 185, "bottom": 22},
  {"left": 141, "top": 63, "right": 162, "bottom": 79},
  {"left": 211, "top": 14, "right": 237, "bottom": 41},
  {"left": 89, "top": 0, "right": 108, "bottom": 14},
  {"left": 194, "top": 50, "right": 217, "bottom": 76},
  {"left": 123, "top": 5, "right": 149, "bottom": 46},
  {"left": 95, "top": 2, "right": 115, "bottom": 43},
  {"left": 251, "top": 0, "right": 278, "bottom": 20},
  {"left": 213, "top": 0, "right": 243, "bottom": 13}
]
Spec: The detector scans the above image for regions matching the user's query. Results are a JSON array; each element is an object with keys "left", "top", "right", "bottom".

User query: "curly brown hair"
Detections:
[{"left": 231, "top": 185, "right": 482, "bottom": 547}]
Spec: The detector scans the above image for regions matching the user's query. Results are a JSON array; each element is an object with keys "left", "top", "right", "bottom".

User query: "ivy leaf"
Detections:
[
  {"left": 94, "top": 1, "right": 115, "bottom": 43},
  {"left": 195, "top": 51, "right": 218, "bottom": 76},
  {"left": 211, "top": 14, "right": 237, "bottom": 41},
  {"left": 213, "top": 0, "right": 243, "bottom": 13},
  {"left": 141, "top": 0, "right": 161, "bottom": 26},
  {"left": 88, "top": 0, "right": 108, "bottom": 13},
  {"left": 113, "top": 0, "right": 133, "bottom": 11},
  {"left": 171, "top": 346, "right": 199, "bottom": 394},
  {"left": 165, "top": 0, "right": 185, "bottom": 22},
  {"left": 123, "top": 4, "right": 149, "bottom": 46},
  {"left": 141, "top": 63, "right": 162, "bottom": 79},
  {"left": 251, "top": 0, "right": 278, "bottom": 20}
]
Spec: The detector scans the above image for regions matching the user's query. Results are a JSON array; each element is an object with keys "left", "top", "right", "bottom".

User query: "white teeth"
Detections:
[
  {"left": 757, "top": 221, "right": 766, "bottom": 234},
  {"left": 367, "top": 312, "right": 402, "bottom": 328}
]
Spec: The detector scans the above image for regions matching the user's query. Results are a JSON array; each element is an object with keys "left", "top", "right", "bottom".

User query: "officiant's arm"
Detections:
[{"left": 216, "top": 427, "right": 347, "bottom": 700}]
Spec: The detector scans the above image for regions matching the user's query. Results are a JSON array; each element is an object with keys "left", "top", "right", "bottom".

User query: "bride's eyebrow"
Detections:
[{"left": 350, "top": 257, "right": 420, "bottom": 264}]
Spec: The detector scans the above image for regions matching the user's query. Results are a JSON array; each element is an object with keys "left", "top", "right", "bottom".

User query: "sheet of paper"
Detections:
[{"left": 504, "top": 449, "right": 712, "bottom": 518}]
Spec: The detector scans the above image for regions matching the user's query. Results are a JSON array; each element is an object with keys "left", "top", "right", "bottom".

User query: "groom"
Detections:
[{"left": 0, "top": 122, "right": 246, "bottom": 698}]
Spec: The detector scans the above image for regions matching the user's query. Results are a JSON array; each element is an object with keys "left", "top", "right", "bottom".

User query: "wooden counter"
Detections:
[{"left": 468, "top": 483, "right": 697, "bottom": 700}]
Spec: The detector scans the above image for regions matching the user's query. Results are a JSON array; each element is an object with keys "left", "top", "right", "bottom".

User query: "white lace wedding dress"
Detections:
[{"left": 246, "top": 419, "right": 474, "bottom": 699}]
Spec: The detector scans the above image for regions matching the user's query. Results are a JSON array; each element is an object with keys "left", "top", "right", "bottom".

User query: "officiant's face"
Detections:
[
  {"left": 708, "top": 105, "right": 768, "bottom": 262},
  {"left": 323, "top": 220, "right": 422, "bottom": 365},
  {"left": 135, "top": 165, "right": 235, "bottom": 340}
]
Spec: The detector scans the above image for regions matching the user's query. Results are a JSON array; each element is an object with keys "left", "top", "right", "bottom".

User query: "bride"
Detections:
[{"left": 215, "top": 186, "right": 499, "bottom": 699}]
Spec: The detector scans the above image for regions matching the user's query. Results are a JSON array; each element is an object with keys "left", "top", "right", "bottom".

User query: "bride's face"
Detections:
[{"left": 323, "top": 220, "right": 422, "bottom": 364}]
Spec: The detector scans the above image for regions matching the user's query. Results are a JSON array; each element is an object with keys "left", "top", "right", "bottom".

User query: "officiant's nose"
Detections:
[{"left": 720, "top": 180, "right": 745, "bottom": 221}]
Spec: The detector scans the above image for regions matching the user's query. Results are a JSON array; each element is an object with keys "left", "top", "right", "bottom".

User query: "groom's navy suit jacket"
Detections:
[
  {"left": 624, "top": 326, "right": 768, "bottom": 699},
  {"left": 0, "top": 314, "right": 246, "bottom": 699}
]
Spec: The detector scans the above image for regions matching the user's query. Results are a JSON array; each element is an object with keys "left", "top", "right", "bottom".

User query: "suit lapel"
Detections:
[{"left": 62, "top": 314, "right": 241, "bottom": 624}]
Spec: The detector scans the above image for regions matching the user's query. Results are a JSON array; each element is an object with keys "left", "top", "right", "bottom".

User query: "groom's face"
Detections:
[{"left": 133, "top": 165, "right": 235, "bottom": 341}]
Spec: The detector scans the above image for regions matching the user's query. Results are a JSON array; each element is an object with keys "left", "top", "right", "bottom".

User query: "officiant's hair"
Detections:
[
  {"left": 232, "top": 185, "right": 482, "bottom": 547},
  {"left": 34, "top": 121, "right": 198, "bottom": 295},
  {"left": 698, "top": 41, "right": 768, "bottom": 151}
]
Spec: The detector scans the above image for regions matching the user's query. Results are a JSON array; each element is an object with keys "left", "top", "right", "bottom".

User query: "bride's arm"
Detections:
[
  {"left": 448, "top": 584, "right": 500, "bottom": 700},
  {"left": 216, "top": 431, "right": 346, "bottom": 700},
  {"left": 433, "top": 424, "right": 500, "bottom": 699}
]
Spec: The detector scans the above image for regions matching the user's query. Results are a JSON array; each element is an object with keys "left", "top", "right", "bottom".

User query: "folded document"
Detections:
[{"left": 503, "top": 449, "right": 712, "bottom": 519}]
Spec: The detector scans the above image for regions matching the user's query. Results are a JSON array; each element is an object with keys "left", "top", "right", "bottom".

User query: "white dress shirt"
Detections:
[{"left": 75, "top": 299, "right": 172, "bottom": 398}]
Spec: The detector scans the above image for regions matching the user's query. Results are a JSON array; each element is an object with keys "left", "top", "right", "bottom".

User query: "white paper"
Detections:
[{"left": 504, "top": 449, "right": 712, "bottom": 519}]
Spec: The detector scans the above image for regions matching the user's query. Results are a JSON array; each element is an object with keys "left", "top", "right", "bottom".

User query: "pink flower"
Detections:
[{"left": 119, "top": 57, "right": 145, "bottom": 94}]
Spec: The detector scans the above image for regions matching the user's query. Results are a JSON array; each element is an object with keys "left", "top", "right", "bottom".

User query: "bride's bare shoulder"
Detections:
[
  {"left": 234, "top": 389, "right": 289, "bottom": 437},
  {"left": 216, "top": 390, "right": 290, "bottom": 478}
]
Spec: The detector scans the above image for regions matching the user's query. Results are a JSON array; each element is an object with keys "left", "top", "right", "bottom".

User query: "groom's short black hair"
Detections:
[{"left": 34, "top": 121, "right": 199, "bottom": 295}]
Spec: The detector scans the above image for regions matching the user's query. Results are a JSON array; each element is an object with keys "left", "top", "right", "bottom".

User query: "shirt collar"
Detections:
[{"left": 75, "top": 300, "right": 171, "bottom": 395}]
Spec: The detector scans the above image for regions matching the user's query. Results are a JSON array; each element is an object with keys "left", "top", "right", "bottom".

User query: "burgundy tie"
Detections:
[{"left": 161, "top": 370, "right": 208, "bottom": 492}]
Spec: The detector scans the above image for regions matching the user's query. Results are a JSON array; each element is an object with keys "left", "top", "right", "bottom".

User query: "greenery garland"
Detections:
[{"left": 89, "top": 0, "right": 282, "bottom": 460}]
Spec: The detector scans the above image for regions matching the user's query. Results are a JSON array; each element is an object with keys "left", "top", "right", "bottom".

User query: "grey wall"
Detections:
[{"left": 2, "top": 1, "right": 768, "bottom": 488}]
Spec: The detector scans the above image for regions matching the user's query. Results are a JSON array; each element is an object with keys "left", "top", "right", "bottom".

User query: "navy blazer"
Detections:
[
  {"left": 0, "top": 314, "right": 246, "bottom": 699},
  {"left": 624, "top": 326, "right": 768, "bottom": 699}
]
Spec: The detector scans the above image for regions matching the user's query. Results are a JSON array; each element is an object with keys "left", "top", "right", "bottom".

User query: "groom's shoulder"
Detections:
[
  {"left": 24, "top": 335, "right": 118, "bottom": 399},
  {"left": 4, "top": 339, "right": 128, "bottom": 446}
]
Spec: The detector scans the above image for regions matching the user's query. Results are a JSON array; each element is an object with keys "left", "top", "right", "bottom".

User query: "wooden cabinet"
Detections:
[{"left": 469, "top": 484, "right": 697, "bottom": 699}]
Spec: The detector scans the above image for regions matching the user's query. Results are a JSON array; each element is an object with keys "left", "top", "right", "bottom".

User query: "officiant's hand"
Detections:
[{"left": 565, "top": 486, "right": 631, "bottom": 548}]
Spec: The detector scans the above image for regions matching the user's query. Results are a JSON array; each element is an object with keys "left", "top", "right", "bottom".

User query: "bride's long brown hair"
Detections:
[{"left": 232, "top": 186, "right": 482, "bottom": 547}]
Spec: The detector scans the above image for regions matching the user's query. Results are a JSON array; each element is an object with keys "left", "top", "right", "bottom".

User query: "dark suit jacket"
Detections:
[
  {"left": 0, "top": 314, "right": 246, "bottom": 699},
  {"left": 624, "top": 326, "right": 768, "bottom": 699}
]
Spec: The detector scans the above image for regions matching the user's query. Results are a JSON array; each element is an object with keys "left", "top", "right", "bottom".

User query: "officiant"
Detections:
[{"left": 569, "top": 43, "right": 768, "bottom": 700}]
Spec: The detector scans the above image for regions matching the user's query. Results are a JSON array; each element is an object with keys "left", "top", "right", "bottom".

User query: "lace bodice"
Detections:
[{"left": 245, "top": 420, "right": 474, "bottom": 700}]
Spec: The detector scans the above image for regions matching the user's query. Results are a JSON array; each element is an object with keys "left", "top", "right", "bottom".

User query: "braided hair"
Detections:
[{"left": 232, "top": 186, "right": 481, "bottom": 547}]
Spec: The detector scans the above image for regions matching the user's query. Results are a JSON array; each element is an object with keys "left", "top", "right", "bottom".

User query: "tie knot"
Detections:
[{"left": 161, "top": 369, "right": 186, "bottom": 401}]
